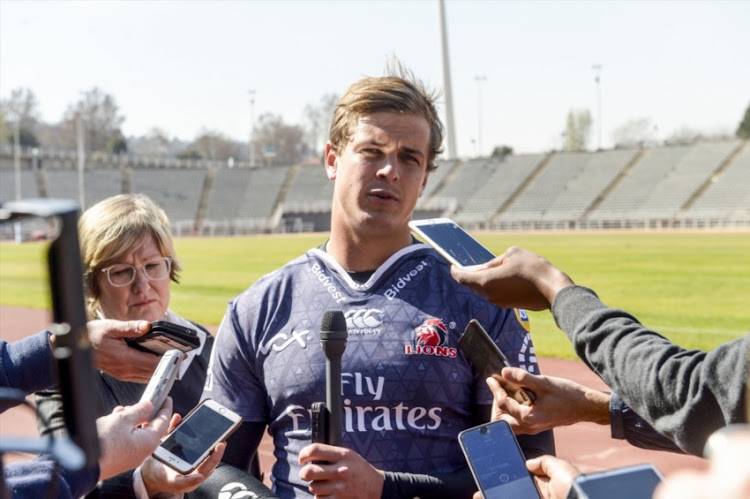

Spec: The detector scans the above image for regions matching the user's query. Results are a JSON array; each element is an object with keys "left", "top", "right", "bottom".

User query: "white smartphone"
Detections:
[
  {"left": 139, "top": 349, "right": 183, "bottom": 419},
  {"left": 570, "top": 463, "right": 664, "bottom": 498},
  {"left": 409, "top": 218, "right": 496, "bottom": 268},
  {"left": 152, "top": 399, "right": 242, "bottom": 474},
  {"left": 459, "top": 419, "right": 541, "bottom": 499}
]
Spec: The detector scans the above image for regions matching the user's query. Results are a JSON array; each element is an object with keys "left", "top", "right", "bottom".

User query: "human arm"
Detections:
[
  {"left": 552, "top": 285, "right": 750, "bottom": 456},
  {"left": 0, "top": 330, "right": 56, "bottom": 411},
  {"left": 450, "top": 246, "right": 574, "bottom": 311}
]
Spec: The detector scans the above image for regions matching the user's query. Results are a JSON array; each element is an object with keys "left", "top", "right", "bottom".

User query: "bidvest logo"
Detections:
[{"left": 404, "top": 318, "right": 457, "bottom": 358}]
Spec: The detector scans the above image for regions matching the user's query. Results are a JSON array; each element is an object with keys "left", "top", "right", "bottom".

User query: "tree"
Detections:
[
  {"left": 60, "top": 87, "right": 125, "bottom": 153},
  {"left": 491, "top": 145, "right": 514, "bottom": 159},
  {"left": 189, "top": 130, "right": 242, "bottom": 160},
  {"left": 106, "top": 132, "right": 128, "bottom": 155},
  {"left": 612, "top": 117, "right": 657, "bottom": 148},
  {"left": 564, "top": 109, "right": 592, "bottom": 152},
  {"left": 303, "top": 93, "right": 339, "bottom": 156},
  {"left": 1, "top": 87, "right": 41, "bottom": 147},
  {"left": 737, "top": 102, "right": 750, "bottom": 139},
  {"left": 254, "top": 113, "right": 308, "bottom": 166}
]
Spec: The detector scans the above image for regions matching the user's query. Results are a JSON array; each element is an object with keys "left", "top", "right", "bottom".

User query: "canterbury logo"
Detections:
[{"left": 345, "top": 309, "right": 385, "bottom": 329}]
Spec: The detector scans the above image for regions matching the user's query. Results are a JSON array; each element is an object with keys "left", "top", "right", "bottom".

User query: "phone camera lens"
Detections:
[{"left": 479, "top": 426, "right": 488, "bottom": 435}]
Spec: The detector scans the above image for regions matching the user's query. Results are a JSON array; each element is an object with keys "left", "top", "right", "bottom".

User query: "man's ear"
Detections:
[
  {"left": 324, "top": 142, "right": 337, "bottom": 180},
  {"left": 418, "top": 170, "right": 430, "bottom": 197}
]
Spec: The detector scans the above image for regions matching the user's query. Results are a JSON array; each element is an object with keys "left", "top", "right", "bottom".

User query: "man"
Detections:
[
  {"left": 450, "top": 245, "right": 749, "bottom": 456},
  {"left": 203, "top": 68, "right": 554, "bottom": 498}
]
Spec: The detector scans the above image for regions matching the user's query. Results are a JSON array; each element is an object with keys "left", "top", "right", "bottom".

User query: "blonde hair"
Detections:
[
  {"left": 328, "top": 63, "right": 444, "bottom": 171},
  {"left": 79, "top": 193, "right": 181, "bottom": 317}
]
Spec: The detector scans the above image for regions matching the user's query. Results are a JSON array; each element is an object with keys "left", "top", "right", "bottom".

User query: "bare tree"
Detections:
[
  {"left": 60, "top": 87, "right": 125, "bottom": 153},
  {"left": 612, "top": 117, "right": 657, "bottom": 148},
  {"left": 190, "top": 129, "right": 243, "bottom": 160},
  {"left": 1, "top": 87, "right": 42, "bottom": 147},
  {"left": 255, "top": 113, "right": 308, "bottom": 166},
  {"left": 303, "top": 93, "right": 339, "bottom": 156},
  {"left": 564, "top": 109, "right": 592, "bottom": 152}
]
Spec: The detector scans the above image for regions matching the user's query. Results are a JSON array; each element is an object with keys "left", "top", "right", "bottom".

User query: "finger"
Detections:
[
  {"left": 93, "top": 319, "right": 151, "bottom": 339},
  {"left": 167, "top": 413, "right": 182, "bottom": 433},
  {"left": 501, "top": 366, "right": 539, "bottom": 389},
  {"left": 299, "top": 443, "right": 341, "bottom": 465},
  {"left": 526, "top": 457, "right": 544, "bottom": 476},
  {"left": 195, "top": 442, "right": 225, "bottom": 476}
]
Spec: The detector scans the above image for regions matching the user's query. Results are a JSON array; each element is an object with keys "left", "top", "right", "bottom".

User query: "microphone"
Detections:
[{"left": 319, "top": 310, "right": 347, "bottom": 447}]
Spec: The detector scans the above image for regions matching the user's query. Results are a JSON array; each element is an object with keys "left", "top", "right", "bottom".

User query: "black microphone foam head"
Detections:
[{"left": 320, "top": 310, "right": 346, "bottom": 332}]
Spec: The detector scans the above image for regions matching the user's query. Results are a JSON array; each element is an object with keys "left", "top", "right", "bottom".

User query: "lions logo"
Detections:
[
  {"left": 415, "top": 318, "right": 448, "bottom": 347},
  {"left": 406, "top": 318, "right": 456, "bottom": 357}
]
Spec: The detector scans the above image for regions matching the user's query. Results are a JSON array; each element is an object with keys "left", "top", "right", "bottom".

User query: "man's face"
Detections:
[{"left": 325, "top": 111, "right": 431, "bottom": 238}]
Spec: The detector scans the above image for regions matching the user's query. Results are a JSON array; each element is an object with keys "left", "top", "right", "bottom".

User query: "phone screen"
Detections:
[
  {"left": 573, "top": 465, "right": 663, "bottom": 498},
  {"left": 159, "top": 403, "right": 236, "bottom": 464},
  {"left": 460, "top": 420, "right": 540, "bottom": 499},
  {"left": 411, "top": 220, "right": 495, "bottom": 267}
]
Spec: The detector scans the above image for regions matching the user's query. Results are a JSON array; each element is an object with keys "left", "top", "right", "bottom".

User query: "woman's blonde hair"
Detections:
[{"left": 79, "top": 193, "right": 181, "bottom": 317}]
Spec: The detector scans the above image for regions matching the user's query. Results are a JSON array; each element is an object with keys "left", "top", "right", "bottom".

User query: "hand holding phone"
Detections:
[
  {"left": 459, "top": 420, "right": 541, "bottom": 499},
  {"left": 152, "top": 399, "right": 241, "bottom": 474},
  {"left": 458, "top": 319, "right": 535, "bottom": 405},
  {"left": 140, "top": 349, "right": 183, "bottom": 420},
  {"left": 409, "top": 218, "right": 496, "bottom": 268},
  {"left": 126, "top": 320, "right": 201, "bottom": 355}
]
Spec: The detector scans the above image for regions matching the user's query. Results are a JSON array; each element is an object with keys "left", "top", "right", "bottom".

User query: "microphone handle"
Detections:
[{"left": 325, "top": 356, "right": 342, "bottom": 447}]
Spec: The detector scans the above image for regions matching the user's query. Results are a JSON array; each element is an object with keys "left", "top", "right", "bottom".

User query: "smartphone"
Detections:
[
  {"left": 126, "top": 320, "right": 201, "bottom": 355},
  {"left": 458, "top": 320, "right": 535, "bottom": 405},
  {"left": 152, "top": 399, "right": 242, "bottom": 474},
  {"left": 409, "top": 218, "right": 495, "bottom": 268},
  {"left": 459, "top": 419, "right": 541, "bottom": 499},
  {"left": 139, "top": 349, "right": 183, "bottom": 419},
  {"left": 570, "top": 464, "right": 664, "bottom": 499}
]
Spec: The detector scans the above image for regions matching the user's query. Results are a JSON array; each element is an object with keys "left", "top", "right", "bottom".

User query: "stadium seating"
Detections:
[{"left": 1, "top": 139, "right": 748, "bottom": 239}]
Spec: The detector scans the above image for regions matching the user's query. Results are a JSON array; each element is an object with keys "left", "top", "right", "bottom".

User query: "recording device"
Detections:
[
  {"left": 570, "top": 463, "right": 664, "bottom": 499},
  {"left": 459, "top": 420, "right": 541, "bottom": 499},
  {"left": 126, "top": 320, "right": 200, "bottom": 355},
  {"left": 458, "top": 320, "right": 535, "bottom": 405},
  {"left": 310, "top": 401, "right": 328, "bottom": 445},
  {"left": 409, "top": 217, "right": 496, "bottom": 268},
  {"left": 139, "top": 349, "right": 183, "bottom": 419},
  {"left": 319, "top": 310, "right": 348, "bottom": 447},
  {"left": 0, "top": 199, "right": 100, "bottom": 469},
  {"left": 152, "top": 399, "right": 241, "bottom": 474}
]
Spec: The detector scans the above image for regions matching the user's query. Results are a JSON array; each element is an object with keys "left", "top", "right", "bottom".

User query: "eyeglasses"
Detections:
[{"left": 100, "top": 257, "right": 172, "bottom": 287}]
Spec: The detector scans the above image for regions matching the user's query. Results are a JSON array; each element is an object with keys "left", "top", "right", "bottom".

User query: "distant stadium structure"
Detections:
[{"left": 1, "top": 139, "right": 748, "bottom": 240}]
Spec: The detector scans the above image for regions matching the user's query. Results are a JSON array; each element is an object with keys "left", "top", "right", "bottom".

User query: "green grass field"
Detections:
[{"left": 1, "top": 231, "right": 748, "bottom": 359}]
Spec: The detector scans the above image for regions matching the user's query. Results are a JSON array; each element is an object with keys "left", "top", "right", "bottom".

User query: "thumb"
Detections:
[{"left": 501, "top": 367, "right": 540, "bottom": 389}]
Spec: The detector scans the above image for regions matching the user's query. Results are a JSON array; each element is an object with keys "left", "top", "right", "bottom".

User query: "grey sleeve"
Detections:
[
  {"left": 552, "top": 285, "right": 749, "bottom": 456},
  {"left": 609, "top": 393, "right": 683, "bottom": 453}
]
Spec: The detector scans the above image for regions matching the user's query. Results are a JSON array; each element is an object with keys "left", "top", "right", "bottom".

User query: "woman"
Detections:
[{"left": 35, "top": 193, "right": 220, "bottom": 497}]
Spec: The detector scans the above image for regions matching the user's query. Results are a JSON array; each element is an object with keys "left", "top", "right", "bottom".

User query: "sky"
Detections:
[{"left": 1, "top": 0, "right": 749, "bottom": 158}]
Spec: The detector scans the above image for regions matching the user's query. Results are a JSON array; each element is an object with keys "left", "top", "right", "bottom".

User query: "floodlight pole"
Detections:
[
  {"left": 13, "top": 120, "right": 21, "bottom": 243},
  {"left": 439, "top": 0, "right": 458, "bottom": 159},
  {"left": 76, "top": 113, "right": 86, "bottom": 209},
  {"left": 249, "top": 89, "right": 257, "bottom": 167},
  {"left": 475, "top": 75, "right": 487, "bottom": 157},
  {"left": 592, "top": 64, "right": 602, "bottom": 150}
]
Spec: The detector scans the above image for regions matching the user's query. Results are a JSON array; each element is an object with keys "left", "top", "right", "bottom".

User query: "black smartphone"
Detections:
[
  {"left": 126, "top": 320, "right": 200, "bottom": 355},
  {"left": 571, "top": 464, "right": 664, "bottom": 499},
  {"left": 152, "top": 399, "right": 242, "bottom": 474},
  {"left": 458, "top": 319, "right": 535, "bottom": 405},
  {"left": 459, "top": 419, "right": 541, "bottom": 499},
  {"left": 409, "top": 218, "right": 496, "bottom": 268}
]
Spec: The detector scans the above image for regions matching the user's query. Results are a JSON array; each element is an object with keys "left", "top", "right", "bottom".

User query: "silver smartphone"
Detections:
[
  {"left": 459, "top": 419, "right": 541, "bottom": 499},
  {"left": 139, "top": 349, "right": 183, "bottom": 419},
  {"left": 409, "top": 218, "right": 496, "bottom": 268},
  {"left": 152, "top": 399, "right": 242, "bottom": 474}
]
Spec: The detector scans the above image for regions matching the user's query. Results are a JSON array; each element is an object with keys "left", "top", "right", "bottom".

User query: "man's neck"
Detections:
[{"left": 327, "top": 228, "right": 412, "bottom": 272}]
